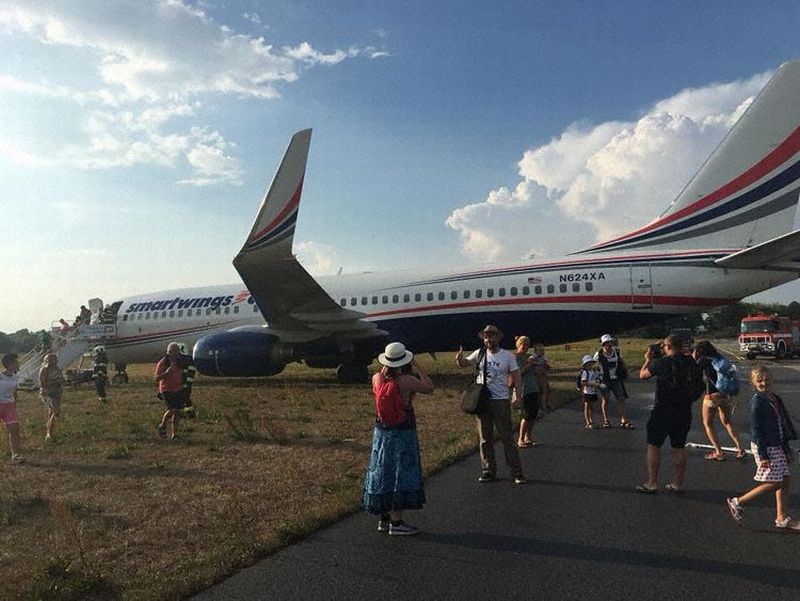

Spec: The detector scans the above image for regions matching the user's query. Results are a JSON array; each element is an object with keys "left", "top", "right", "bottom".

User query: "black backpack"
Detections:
[{"left": 664, "top": 355, "right": 704, "bottom": 402}]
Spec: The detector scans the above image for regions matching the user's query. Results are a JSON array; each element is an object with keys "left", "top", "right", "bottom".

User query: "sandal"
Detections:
[
  {"left": 601, "top": 420, "right": 611, "bottom": 428},
  {"left": 585, "top": 423, "right": 597, "bottom": 429},
  {"left": 620, "top": 421, "right": 635, "bottom": 429},
  {"left": 636, "top": 484, "right": 658, "bottom": 494},
  {"left": 704, "top": 451, "right": 725, "bottom": 461},
  {"left": 665, "top": 483, "right": 685, "bottom": 494},
  {"left": 517, "top": 442, "right": 532, "bottom": 448},
  {"left": 735, "top": 449, "right": 747, "bottom": 460}
]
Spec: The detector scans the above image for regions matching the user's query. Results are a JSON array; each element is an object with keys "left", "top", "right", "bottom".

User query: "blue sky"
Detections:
[{"left": 1, "top": 0, "right": 799, "bottom": 332}]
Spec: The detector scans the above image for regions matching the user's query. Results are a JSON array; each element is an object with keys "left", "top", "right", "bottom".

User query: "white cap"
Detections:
[
  {"left": 600, "top": 334, "right": 615, "bottom": 344},
  {"left": 581, "top": 354, "right": 596, "bottom": 366}
]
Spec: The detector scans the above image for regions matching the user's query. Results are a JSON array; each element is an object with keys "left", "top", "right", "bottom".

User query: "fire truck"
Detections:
[{"left": 738, "top": 313, "right": 800, "bottom": 360}]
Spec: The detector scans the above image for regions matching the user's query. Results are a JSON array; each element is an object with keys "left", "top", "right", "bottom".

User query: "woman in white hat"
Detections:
[{"left": 362, "top": 342, "right": 434, "bottom": 536}]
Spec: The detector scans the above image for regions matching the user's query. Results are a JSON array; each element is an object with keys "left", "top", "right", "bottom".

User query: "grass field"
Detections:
[{"left": 0, "top": 338, "right": 650, "bottom": 600}]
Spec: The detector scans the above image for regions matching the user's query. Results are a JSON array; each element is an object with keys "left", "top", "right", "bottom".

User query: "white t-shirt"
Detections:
[
  {"left": 581, "top": 368, "right": 598, "bottom": 395},
  {"left": 466, "top": 348, "right": 518, "bottom": 400},
  {"left": 594, "top": 347, "right": 621, "bottom": 379},
  {"left": 0, "top": 372, "right": 18, "bottom": 404}
]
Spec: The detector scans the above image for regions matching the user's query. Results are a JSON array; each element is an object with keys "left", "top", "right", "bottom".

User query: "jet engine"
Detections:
[{"left": 193, "top": 331, "right": 292, "bottom": 377}]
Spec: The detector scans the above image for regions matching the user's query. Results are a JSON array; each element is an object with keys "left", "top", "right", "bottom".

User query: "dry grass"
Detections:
[{"left": 0, "top": 338, "right": 646, "bottom": 600}]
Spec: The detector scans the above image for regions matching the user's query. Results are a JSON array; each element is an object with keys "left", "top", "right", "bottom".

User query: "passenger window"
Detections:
[
  {"left": 153, "top": 312, "right": 159, "bottom": 320},
  {"left": 372, "top": 296, "right": 378, "bottom": 304},
  {"left": 137, "top": 314, "right": 142, "bottom": 321},
  {"left": 351, "top": 297, "right": 357, "bottom": 306},
  {"left": 572, "top": 283, "right": 580, "bottom": 292},
  {"left": 224, "top": 307, "right": 230, "bottom": 314},
  {"left": 234, "top": 306, "right": 239, "bottom": 313},
  {"left": 522, "top": 285, "right": 530, "bottom": 295},
  {"left": 534, "top": 285, "right": 542, "bottom": 295},
  {"left": 146, "top": 313, "right": 151, "bottom": 320},
  {"left": 207, "top": 309, "right": 212, "bottom": 316},
  {"left": 498, "top": 288, "right": 506, "bottom": 297},
  {"left": 393, "top": 295, "right": 399, "bottom": 303},
  {"left": 340, "top": 299, "right": 346, "bottom": 307},
  {"left": 464, "top": 290, "right": 471, "bottom": 299},
  {"left": 122, "top": 315, "right": 128, "bottom": 321},
  {"left": 487, "top": 289, "right": 494, "bottom": 298},
  {"left": 559, "top": 284, "right": 567, "bottom": 293},
  {"left": 253, "top": 306, "right": 259, "bottom": 312},
  {"left": 586, "top": 282, "right": 593, "bottom": 291},
  {"left": 414, "top": 293, "right": 421, "bottom": 302},
  {"left": 215, "top": 308, "right": 221, "bottom": 314},
  {"left": 427, "top": 292, "right": 433, "bottom": 301},
  {"left": 475, "top": 289, "right": 483, "bottom": 298},
  {"left": 161, "top": 311, "right": 167, "bottom": 318},
  {"left": 361, "top": 297, "right": 367, "bottom": 305},
  {"left": 547, "top": 285, "right": 554, "bottom": 294},
  {"left": 451, "top": 291, "right": 458, "bottom": 300},
  {"left": 438, "top": 292, "right": 445, "bottom": 301},
  {"left": 382, "top": 295, "right": 389, "bottom": 304},
  {"left": 403, "top": 294, "right": 410, "bottom": 303},
  {"left": 510, "top": 287, "right": 518, "bottom": 296}
]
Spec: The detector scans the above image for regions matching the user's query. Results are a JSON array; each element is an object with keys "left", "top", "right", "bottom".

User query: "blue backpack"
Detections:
[{"left": 710, "top": 356, "right": 740, "bottom": 396}]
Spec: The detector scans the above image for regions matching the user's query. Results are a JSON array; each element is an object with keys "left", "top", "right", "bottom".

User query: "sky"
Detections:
[{"left": 2, "top": 0, "right": 799, "bottom": 332}]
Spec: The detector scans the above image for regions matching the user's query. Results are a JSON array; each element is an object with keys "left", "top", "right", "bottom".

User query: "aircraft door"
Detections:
[{"left": 630, "top": 264, "right": 653, "bottom": 309}]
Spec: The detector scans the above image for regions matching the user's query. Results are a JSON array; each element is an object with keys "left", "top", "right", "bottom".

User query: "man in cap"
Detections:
[
  {"left": 456, "top": 325, "right": 526, "bottom": 484},
  {"left": 594, "top": 334, "right": 633, "bottom": 428}
]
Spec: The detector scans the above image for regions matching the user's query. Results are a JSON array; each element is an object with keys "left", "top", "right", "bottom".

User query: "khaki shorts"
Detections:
[{"left": 703, "top": 393, "right": 730, "bottom": 409}]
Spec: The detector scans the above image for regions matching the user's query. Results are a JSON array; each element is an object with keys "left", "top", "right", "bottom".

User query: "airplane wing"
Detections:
[
  {"left": 233, "top": 129, "right": 385, "bottom": 344},
  {"left": 715, "top": 228, "right": 800, "bottom": 270}
]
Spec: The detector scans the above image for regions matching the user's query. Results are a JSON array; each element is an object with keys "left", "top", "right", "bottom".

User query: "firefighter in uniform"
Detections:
[
  {"left": 92, "top": 345, "right": 109, "bottom": 403},
  {"left": 177, "top": 343, "right": 197, "bottom": 418}
]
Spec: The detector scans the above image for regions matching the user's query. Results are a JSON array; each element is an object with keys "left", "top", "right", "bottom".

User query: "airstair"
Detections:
[{"left": 16, "top": 301, "right": 119, "bottom": 389}]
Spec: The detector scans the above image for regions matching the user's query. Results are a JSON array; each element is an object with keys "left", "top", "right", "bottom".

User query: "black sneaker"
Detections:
[
  {"left": 478, "top": 472, "right": 495, "bottom": 483},
  {"left": 388, "top": 521, "right": 419, "bottom": 536}
]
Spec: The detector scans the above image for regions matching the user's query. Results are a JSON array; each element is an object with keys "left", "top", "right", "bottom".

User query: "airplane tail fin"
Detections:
[
  {"left": 583, "top": 60, "right": 800, "bottom": 254},
  {"left": 238, "top": 128, "right": 311, "bottom": 257}
]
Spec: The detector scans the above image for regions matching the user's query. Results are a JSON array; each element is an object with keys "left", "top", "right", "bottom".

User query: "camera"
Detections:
[{"left": 648, "top": 342, "right": 664, "bottom": 359}]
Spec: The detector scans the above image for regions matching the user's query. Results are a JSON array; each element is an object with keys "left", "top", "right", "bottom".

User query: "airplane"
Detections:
[{"left": 18, "top": 60, "right": 800, "bottom": 385}]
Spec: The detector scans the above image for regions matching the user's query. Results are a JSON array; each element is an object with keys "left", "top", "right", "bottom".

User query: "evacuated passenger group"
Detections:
[
  {"left": 1, "top": 327, "right": 797, "bottom": 537},
  {"left": 363, "top": 327, "right": 799, "bottom": 536}
]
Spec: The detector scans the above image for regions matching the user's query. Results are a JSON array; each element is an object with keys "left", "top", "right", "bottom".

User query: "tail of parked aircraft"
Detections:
[{"left": 581, "top": 60, "right": 800, "bottom": 255}]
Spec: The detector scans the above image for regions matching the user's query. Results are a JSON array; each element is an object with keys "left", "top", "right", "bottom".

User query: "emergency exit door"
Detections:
[{"left": 630, "top": 264, "right": 653, "bottom": 309}]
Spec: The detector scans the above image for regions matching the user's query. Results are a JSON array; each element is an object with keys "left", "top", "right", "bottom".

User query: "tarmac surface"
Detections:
[{"left": 195, "top": 349, "right": 800, "bottom": 601}]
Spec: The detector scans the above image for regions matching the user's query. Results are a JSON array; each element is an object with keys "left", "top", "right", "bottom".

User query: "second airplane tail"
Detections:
[{"left": 582, "top": 60, "right": 800, "bottom": 254}]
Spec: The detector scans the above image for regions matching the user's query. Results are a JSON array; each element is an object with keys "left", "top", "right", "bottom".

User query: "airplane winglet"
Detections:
[{"left": 238, "top": 129, "right": 312, "bottom": 257}]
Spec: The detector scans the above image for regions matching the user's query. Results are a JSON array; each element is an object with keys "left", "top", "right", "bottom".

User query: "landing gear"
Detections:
[
  {"left": 746, "top": 352, "right": 757, "bottom": 360},
  {"left": 336, "top": 363, "right": 370, "bottom": 384},
  {"left": 111, "top": 363, "right": 129, "bottom": 385}
]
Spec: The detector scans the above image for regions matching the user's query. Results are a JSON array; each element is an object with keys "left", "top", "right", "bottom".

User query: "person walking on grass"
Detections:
[
  {"left": 38, "top": 353, "right": 64, "bottom": 442},
  {"left": 363, "top": 342, "right": 434, "bottom": 536},
  {"left": 456, "top": 325, "right": 526, "bottom": 485},
  {"left": 692, "top": 340, "right": 745, "bottom": 461},
  {"left": 0, "top": 354, "right": 23, "bottom": 464},
  {"left": 513, "top": 335, "right": 540, "bottom": 448},
  {"left": 155, "top": 342, "right": 186, "bottom": 440},
  {"left": 727, "top": 365, "right": 800, "bottom": 530},
  {"left": 637, "top": 335, "right": 703, "bottom": 494}
]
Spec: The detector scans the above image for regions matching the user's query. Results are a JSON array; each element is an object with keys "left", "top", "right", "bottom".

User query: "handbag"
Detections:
[{"left": 461, "top": 350, "right": 489, "bottom": 415}]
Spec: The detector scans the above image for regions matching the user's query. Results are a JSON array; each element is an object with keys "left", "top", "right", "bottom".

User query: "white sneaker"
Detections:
[
  {"left": 775, "top": 517, "right": 800, "bottom": 530},
  {"left": 726, "top": 497, "right": 743, "bottom": 524},
  {"left": 514, "top": 476, "right": 528, "bottom": 485}
]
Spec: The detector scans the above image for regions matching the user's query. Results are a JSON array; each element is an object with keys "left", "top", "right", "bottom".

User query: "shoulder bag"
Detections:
[{"left": 461, "top": 349, "right": 489, "bottom": 415}]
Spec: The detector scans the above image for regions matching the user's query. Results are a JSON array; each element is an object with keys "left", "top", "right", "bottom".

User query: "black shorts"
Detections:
[
  {"left": 646, "top": 412, "right": 691, "bottom": 449},
  {"left": 519, "top": 392, "right": 540, "bottom": 420},
  {"left": 583, "top": 393, "right": 598, "bottom": 404},
  {"left": 162, "top": 391, "right": 186, "bottom": 411}
]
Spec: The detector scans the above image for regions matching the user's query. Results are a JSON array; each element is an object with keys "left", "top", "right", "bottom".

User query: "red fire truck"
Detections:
[{"left": 739, "top": 313, "right": 800, "bottom": 360}]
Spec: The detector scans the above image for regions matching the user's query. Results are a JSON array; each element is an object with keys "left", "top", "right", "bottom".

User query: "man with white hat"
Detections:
[
  {"left": 456, "top": 325, "right": 526, "bottom": 484},
  {"left": 593, "top": 334, "right": 633, "bottom": 429}
]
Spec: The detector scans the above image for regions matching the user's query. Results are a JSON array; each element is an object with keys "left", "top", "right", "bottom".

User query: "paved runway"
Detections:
[{"left": 195, "top": 354, "right": 800, "bottom": 601}]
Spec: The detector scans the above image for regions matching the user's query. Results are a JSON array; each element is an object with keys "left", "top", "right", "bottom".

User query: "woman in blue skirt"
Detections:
[{"left": 363, "top": 342, "right": 434, "bottom": 536}]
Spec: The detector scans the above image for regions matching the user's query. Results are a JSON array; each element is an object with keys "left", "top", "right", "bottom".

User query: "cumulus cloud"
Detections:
[
  {"left": 295, "top": 240, "right": 343, "bottom": 275},
  {"left": 0, "top": 0, "right": 387, "bottom": 185},
  {"left": 446, "top": 71, "right": 772, "bottom": 261}
]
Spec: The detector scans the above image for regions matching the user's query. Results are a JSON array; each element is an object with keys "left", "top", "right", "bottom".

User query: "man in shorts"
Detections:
[
  {"left": 155, "top": 343, "right": 186, "bottom": 440},
  {"left": 637, "top": 334, "right": 702, "bottom": 493}
]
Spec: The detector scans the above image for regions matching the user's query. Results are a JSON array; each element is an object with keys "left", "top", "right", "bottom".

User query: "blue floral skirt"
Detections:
[{"left": 362, "top": 423, "right": 425, "bottom": 515}]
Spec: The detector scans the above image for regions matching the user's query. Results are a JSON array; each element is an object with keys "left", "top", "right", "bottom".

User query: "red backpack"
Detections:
[{"left": 374, "top": 376, "right": 408, "bottom": 427}]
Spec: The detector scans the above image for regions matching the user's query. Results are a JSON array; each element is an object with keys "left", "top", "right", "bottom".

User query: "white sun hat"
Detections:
[
  {"left": 378, "top": 342, "right": 414, "bottom": 368},
  {"left": 581, "top": 355, "right": 596, "bottom": 366}
]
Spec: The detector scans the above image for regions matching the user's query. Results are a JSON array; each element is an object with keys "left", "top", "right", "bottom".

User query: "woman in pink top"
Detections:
[{"left": 155, "top": 342, "right": 186, "bottom": 440}]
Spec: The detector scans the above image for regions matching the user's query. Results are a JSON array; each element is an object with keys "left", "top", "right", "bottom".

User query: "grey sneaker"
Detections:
[
  {"left": 388, "top": 521, "right": 419, "bottom": 536},
  {"left": 774, "top": 517, "right": 800, "bottom": 530},
  {"left": 478, "top": 472, "right": 495, "bottom": 483},
  {"left": 726, "top": 497, "right": 743, "bottom": 524}
]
